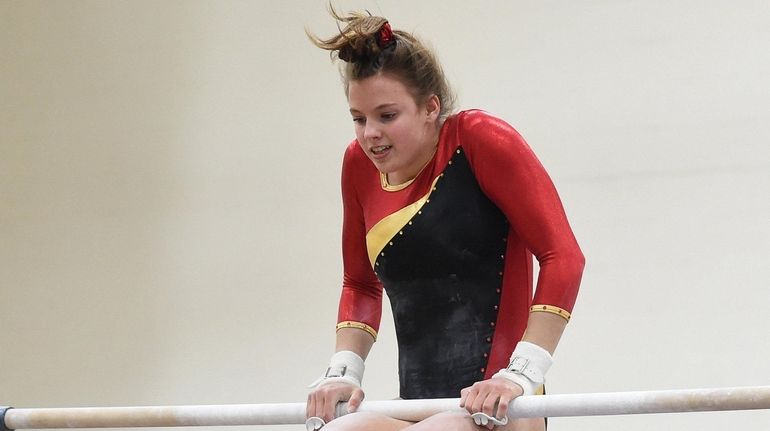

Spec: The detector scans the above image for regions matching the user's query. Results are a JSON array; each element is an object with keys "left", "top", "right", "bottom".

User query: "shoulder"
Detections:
[
  {"left": 342, "top": 140, "right": 373, "bottom": 170},
  {"left": 449, "top": 109, "right": 529, "bottom": 152},
  {"left": 452, "top": 109, "right": 516, "bottom": 130},
  {"left": 341, "top": 140, "right": 378, "bottom": 195},
  {"left": 343, "top": 140, "right": 364, "bottom": 160}
]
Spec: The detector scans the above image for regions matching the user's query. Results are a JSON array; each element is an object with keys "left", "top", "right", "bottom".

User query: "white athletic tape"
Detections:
[
  {"left": 304, "top": 416, "right": 325, "bottom": 430},
  {"left": 492, "top": 341, "right": 553, "bottom": 395},
  {"left": 309, "top": 350, "right": 365, "bottom": 389},
  {"left": 471, "top": 412, "right": 509, "bottom": 427}
]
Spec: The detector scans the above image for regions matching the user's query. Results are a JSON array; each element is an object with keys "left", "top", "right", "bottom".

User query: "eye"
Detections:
[
  {"left": 352, "top": 116, "right": 366, "bottom": 125},
  {"left": 381, "top": 112, "right": 397, "bottom": 121}
]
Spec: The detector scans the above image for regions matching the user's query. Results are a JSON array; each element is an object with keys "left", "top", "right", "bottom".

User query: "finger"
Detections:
[
  {"left": 471, "top": 386, "right": 491, "bottom": 414},
  {"left": 459, "top": 387, "right": 470, "bottom": 407},
  {"left": 480, "top": 393, "right": 500, "bottom": 430},
  {"left": 463, "top": 387, "right": 479, "bottom": 413},
  {"left": 481, "top": 391, "right": 499, "bottom": 418},
  {"left": 322, "top": 392, "right": 337, "bottom": 424},
  {"left": 308, "top": 391, "right": 324, "bottom": 420},
  {"left": 496, "top": 393, "right": 512, "bottom": 421},
  {"left": 347, "top": 388, "right": 365, "bottom": 413},
  {"left": 315, "top": 393, "right": 326, "bottom": 423}
]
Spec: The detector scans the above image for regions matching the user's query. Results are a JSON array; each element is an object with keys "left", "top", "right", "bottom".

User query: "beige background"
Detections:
[{"left": 2, "top": 1, "right": 769, "bottom": 430}]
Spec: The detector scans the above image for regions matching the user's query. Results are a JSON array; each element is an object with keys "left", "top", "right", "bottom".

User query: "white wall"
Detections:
[{"left": 1, "top": 1, "right": 768, "bottom": 430}]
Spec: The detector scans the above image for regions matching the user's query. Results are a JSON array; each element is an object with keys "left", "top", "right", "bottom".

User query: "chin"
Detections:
[{"left": 371, "top": 159, "right": 393, "bottom": 172}]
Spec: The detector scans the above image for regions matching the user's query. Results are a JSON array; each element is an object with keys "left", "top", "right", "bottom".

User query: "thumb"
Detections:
[{"left": 346, "top": 388, "right": 365, "bottom": 413}]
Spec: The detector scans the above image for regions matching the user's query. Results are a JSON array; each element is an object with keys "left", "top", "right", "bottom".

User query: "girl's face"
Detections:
[{"left": 348, "top": 73, "right": 440, "bottom": 184}]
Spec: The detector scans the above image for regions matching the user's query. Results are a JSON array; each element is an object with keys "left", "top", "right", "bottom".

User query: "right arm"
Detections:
[{"left": 306, "top": 144, "right": 383, "bottom": 424}]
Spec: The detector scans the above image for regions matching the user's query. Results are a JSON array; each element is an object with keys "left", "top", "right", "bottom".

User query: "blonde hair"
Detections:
[{"left": 308, "top": 8, "right": 456, "bottom": 120}]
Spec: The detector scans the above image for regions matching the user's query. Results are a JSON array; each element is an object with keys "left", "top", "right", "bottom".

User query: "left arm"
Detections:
[
  {"left": 460, "top": 304, "right": 571, "bottom": 429},
  {"left": 458, "top": 111, "right": 585, "bottom": 426}
]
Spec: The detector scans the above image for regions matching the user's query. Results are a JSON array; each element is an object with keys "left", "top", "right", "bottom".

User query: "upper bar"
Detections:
[
  {"left": 4, "top": 386, "right": 770, "bottom": 429},
  {"left": 1, "top": 407, "right": 13, "bottom": 431}
]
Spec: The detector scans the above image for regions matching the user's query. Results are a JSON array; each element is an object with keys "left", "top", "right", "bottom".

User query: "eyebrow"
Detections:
[{"left": 349, "top": 103, "right": 398, "bottom": 114}]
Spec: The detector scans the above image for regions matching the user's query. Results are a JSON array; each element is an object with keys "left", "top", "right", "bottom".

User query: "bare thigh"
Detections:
[
  {"left": 404, "top": 410, "right": 545, "bottom": 431},
  {"left": 316, "top": 410, "right": 544, "bottom": 431},
  {"left": 321, "top": 411, "right": 413, "bottom": 431}
]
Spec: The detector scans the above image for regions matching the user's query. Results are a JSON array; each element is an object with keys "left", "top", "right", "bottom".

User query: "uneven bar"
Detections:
[{"left": 4, "top": 386, "right": 770, "bottom": 429}]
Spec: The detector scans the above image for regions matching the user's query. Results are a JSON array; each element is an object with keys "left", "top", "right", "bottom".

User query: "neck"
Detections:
[{"left": 387, "top": 123, "right": 441, "bottom": 185}]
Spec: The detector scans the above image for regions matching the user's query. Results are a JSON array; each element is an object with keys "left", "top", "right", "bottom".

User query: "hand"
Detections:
[
  {"left": 306, "top": 382, "right": 365, "bottom": 424},
  {"left": 460, "top": 377, "right": 524, "bottom": 429}
]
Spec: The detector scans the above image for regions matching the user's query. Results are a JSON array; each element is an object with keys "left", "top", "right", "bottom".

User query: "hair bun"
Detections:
[
  {"left": 338, "top": 21, "right": 395, "bottom": 64},
  {"left": 376, "top": 22, "right": 395, "bottom": 49}
]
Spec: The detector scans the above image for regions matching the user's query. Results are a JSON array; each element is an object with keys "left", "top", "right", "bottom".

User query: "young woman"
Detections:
[{"left": 305, "top": 10, "right": 584, "bottom": 431}]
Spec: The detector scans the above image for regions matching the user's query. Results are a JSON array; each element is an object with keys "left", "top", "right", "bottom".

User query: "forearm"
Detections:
[
  {"left": 335, "top": 327, "right": 375, "bottom": 360},
  {"left": 520, "top": 311, "right": 568, "bottom": 354},
  {"left": 489, "top": 312, "right": 566, "bottom": 396}
]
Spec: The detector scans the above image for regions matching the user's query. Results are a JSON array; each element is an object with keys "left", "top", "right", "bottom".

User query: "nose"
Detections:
[{"left": 363, "top": 122, "right": 381, "bottom": 140}]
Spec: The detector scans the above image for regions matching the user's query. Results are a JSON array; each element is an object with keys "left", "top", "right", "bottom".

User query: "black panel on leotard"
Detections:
[{"left": 374, "top": 148, "right": 509, "bottom": 399}]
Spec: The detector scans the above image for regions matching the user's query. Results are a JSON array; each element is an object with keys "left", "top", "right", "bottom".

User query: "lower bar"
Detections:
[{"left": 4, "top": 386, "right": 770, "bottom": 429}]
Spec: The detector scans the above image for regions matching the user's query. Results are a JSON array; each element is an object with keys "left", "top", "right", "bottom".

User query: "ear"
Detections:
[{"left": 424, "top": 94, "right": 441, "bottom": 122}]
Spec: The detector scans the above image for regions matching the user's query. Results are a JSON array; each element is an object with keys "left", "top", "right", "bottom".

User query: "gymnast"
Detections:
[{"left": 305, "top": 8, "right": 585, "bottom": 431}]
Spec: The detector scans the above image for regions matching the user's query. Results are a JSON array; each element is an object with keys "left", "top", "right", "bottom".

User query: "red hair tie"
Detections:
[{"left": 377, "top": 22, "right": 396, "bottom": 49}]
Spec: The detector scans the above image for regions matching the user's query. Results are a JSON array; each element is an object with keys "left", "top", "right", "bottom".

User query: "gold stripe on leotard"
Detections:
[
  {"left": 336, "top": 321, "right": 378, "bottom": 341},
  {"left": 529, "top": 304, "right": 572, "bottom": 322},
  {"left": 365, "top": 176, "right": 441, "bottom": 268},
  {"left": 379, "top": 146, "right": 438, "bottom": 192},
  {"left": 380, "top": 172, "right": 416, "bottom": 191}
]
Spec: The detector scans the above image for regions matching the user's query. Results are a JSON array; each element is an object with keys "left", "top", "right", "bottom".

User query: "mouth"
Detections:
[{"left": 371, "top": 145, "right": 392, "bottom": 156}]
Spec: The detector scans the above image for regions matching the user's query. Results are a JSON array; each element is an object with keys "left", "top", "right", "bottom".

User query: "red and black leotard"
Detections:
[{"left": 336, "top": 110, "right": 584, "bottom": 399}]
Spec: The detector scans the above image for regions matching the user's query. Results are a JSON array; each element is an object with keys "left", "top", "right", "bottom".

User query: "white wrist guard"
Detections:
[
  {"left": 308, "top": 350, "right": 365, "bottom": 389},
  {"left": 492, "top": 341, "right": 553, "bottom": 395}
]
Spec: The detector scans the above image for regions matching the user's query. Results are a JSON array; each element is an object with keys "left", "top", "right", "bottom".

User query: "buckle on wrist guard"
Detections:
[
  {"left": 324, "top": 365, "right": 347, "bottom": 378},
  {"left": 506, "top": 356, "right": 544, "bottom": 384}
]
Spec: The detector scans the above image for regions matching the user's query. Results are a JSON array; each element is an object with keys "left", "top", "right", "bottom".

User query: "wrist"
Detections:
[
  {"left": 309, "top": 350, "right": 365, "bottom": 388},
  {"left": 492, "top": 341, "right": 553, "bottom": 395}
]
